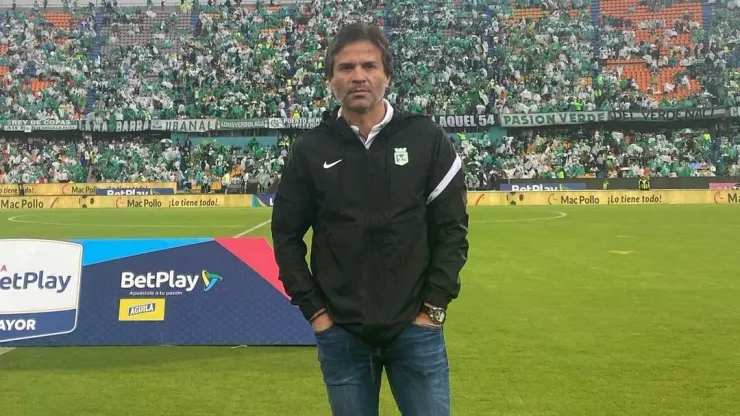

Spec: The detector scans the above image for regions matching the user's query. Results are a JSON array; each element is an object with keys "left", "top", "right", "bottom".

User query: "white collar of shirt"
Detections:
[{"left": 338, "top": 99, "right": 394, "bottom": 149}]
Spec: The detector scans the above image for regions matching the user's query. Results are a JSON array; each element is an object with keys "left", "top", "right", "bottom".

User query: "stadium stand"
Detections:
[
  {"left": 2, "top": 0, "right": 740, "bottom": 117},
  {"left": 599, "top": 0, "right": 706, "bottom": 109},
  {"left": 0, "top": 134, "right": 187, "bottom": 183},
  {"left": 456, "top": 127, "right": 740, "bottom": 188},
  {"left": 0, "top": 0, "right": 739, "bottom": 190},
  {"left": 0, "top": 7, "right": 96, "bottom": 121}
]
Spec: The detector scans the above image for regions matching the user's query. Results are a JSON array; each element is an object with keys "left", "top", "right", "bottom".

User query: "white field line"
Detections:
[
  {"left": 234, "top": 219, "right": 272, "bottom": 237},
  {"left": 471, "top": 211, "right": 568, "bottom": 224}
]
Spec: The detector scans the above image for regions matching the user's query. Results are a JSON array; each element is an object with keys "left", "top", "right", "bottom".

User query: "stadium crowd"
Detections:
[
  {"left": 1, "top": 0, "right": 740, "bottom": 189},
  {"left": 0, "top": 0, "right": 739, "bottom": 120},
  {"left": 2, "top": 126, "right": 739, "bottom": 189},
  {"left": 456, "top": 127, "right": 740, "bottom": 188},
  {"left": 0, "top": 134, "right": 188, "bottom": 184},
  {"left": 0, "top": 7, "right": 96, "bottom": 121}
]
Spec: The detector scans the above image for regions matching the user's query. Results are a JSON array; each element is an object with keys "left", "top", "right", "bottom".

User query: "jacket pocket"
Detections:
[
  {"left": 376, "top": 211, "right": 428, "bottom": 272},
  {"left": 311, "top": 225, "right": 366, "bottom": 321},
  {"left": 324, "top": 225, "right": 363, "bottom": 275},
  {"left": 371, "top": 213, "right": 429, "bottom": 321}
]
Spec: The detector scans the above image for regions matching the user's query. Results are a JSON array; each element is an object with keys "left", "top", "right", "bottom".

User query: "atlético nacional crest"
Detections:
[{"left": 394, "top": 148, "right": 409, "bottom": 166}]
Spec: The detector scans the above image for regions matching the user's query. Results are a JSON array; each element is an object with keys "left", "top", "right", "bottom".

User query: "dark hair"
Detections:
[{"left": 324, "top": 22, "right": 393, "bottom": 79}]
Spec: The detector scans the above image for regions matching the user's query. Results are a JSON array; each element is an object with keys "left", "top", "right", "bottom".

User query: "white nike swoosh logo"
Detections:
[{"left": 323, "top": 159, "right": 343, "bottom": 169}]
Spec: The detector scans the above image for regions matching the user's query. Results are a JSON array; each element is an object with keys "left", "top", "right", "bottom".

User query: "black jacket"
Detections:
[{"left": 271, "top": 106, "right": 469, "bottom": 347}]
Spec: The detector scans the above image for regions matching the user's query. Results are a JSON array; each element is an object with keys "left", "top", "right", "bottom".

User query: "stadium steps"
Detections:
[
  {"left": 591, "top": 0, "right": 602, "bottom": 71},
  {"left": 188, "top": 9, "right": 200, "bottom": 106},
  {"left": 190, "top": 5, "right": 199, "bottom": 26},
  {"left": 701, "top": 0, "right": 711, "bottom": 41},
  {"left": 84, "top": 85, "right": 97, "bottom": 116},
  {"left": 84, "top": 11, "right": 106, "bottom": 115}
]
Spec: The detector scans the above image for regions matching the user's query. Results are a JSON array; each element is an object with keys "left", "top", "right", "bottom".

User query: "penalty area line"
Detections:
[{"left": 234, "top": 219, "right": 272, "bottom": 237}]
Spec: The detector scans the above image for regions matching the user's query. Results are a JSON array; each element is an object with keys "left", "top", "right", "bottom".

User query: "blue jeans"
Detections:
[{"left": 314, "top": 323, "right": 450, "bottom": 416}]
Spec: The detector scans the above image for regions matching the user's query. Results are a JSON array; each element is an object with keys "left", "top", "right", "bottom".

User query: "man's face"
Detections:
[{"left": 329, "top": 40, "right": 390, "bottom": 114}]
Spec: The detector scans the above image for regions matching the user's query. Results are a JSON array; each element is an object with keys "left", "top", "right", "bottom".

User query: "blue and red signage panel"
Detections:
[{"left": 0, "top": 238, "right": 314, "bottom": 346}]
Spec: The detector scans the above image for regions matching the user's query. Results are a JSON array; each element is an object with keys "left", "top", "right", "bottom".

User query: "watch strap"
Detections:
[{"left": 422, "top": 304, "right": 447, "bottom": 325}]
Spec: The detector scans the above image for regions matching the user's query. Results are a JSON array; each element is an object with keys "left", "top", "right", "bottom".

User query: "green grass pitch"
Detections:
[{"left": 0, "top": 205, "right": 738, "bottom": 415}]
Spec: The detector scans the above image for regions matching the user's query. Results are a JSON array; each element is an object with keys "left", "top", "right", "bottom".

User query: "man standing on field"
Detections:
[{"left": 271, "top": 22, "right": 469, "bottom": 416}]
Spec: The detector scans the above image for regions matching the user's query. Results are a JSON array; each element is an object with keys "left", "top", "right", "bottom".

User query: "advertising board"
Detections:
[
  {"left": 468, "top": 190, "right": 740, "bottom": 206},
  {"left": 0, "top": 182, "right": 177, "bottom": 197},
  {"left": 252, "top": 194, "right": 275, "bottom": 207},
  {"left": 0, "top": 195, "right": 256, "bottom": 210},
  {"left": 94, "top": 188, "right": 175, "bottom": 196},
  {"left": 0, "top": 240, "right": 83, "bottom": 343},
  {"left": 709, "top": 182, "right": 740, "bottom": 190},
  {"left": 0, "top": 238, "right": 313, "bottom": 346},
  {"left": 499, "top": 183, "right": 587, "bottom": 191}
]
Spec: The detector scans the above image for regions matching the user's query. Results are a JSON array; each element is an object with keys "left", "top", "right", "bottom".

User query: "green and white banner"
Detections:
[
  {"left": 431, "top": 114, "right": 497, "bottom": 128},
  {"left": 499, "top": 111, "right": 608, "bottom": 127},
  {"left": 500, "top": 107, "right": 733, "bottom": 127},
  {"left": 79, "top": 120, "right": 152, "bottom": 132},
  {"left": 3, "top": 120, "right": 78, "bottom": 132},
  {"left": 268, "top": 118, "right": 322, "bottom": 129},
  {"left": 3, "top": 107, "right": 740, "bottom": 133},
  {"left": 219, "top": 119, "right": 270, "bottom": 129},
  {"left": 151, "top": 119, "right": 219, "bottom": 133},
  {"left": 608, "top": 108, "right": 728, "bottom": 122}
]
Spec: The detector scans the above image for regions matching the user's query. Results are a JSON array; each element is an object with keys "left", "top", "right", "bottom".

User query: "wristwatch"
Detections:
[{"left": 422, "top": 304, "right": 447, "bottom": 325}]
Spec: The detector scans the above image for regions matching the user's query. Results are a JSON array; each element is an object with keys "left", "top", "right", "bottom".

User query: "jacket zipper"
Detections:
[
  {"left": 370, "top": 136, "right": 388, "bottom": 327},
  {"left": 368, "top": 146, "right": 381, "bottom": 325}
]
